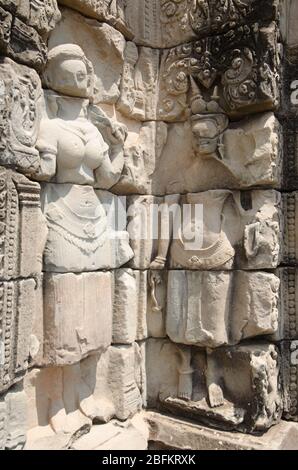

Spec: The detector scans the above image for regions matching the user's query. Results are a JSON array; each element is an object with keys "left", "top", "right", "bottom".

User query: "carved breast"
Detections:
[{"left": 55, "top": 118, "right": 108, "bottom": 172}]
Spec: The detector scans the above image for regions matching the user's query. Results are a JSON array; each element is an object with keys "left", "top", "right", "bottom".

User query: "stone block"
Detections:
[
  {"left": 146, "top": 411, "right": 298, "bottom": 450},
  {"left": 0, "top": 1, "right": 60, "bottom": 70},
  {"left": 0, "top": 60, "right": 41, "bottom": 173},
  {"left": 128, "top": 190, "right": 281, "bottom": 270},
  {"left": 0, "top": 278, "right": 42, "bottom": 393},
  {"left": 113, "top": 269, "right": 147, "bottom": 344},
  {"left": 146, "top": 339, "right": 282, "bottom": 433},
  {"left": 0, "top": 382, "right": 26, "bottom": 450},
  {"left": 43, "top": 272, "right": 113, "bottom": 366},
  {"left": 24, "top": 343, "right": 144, "bottom": 438},
  {"left": 48, "top": 7, "right": 126, "bottom": 105}
]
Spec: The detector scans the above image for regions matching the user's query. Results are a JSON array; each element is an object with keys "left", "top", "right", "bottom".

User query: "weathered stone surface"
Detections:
[
  {"left": 58, "top": 0, "right": 133, "bottom": 38},
  {"left": 158, "top": 23, "right": 280, "bottom": 121},
  {"left": 113, "top": 269, "right": 147, "bottom": 344},
  {"left": 48, "top": 8, "right": 126, "bottom": 105},
  {"left": 0, "top": 59, "right": 42, "bottom": 174},
  {"left": 43, "top": 272, "right": 113, "bottom": 365},
  {"left": 128, "top": 190, "right": 281, "bottom": 270},
  {"left": 24, "top": 344, "right": 143, "bottom": 438},
  {"left": 146, "top": 411, "right": 298, "bottom": 450},
  {"left": 115, "top": 112, "right": 281, "bottom": 194},
  {"left": 0, "top": 382, "right": 26, "bottom": 450},
  {"left": 133, "top": 1, "right": 279, "bottom": 49},
  {"left": 41, "top": 185, "right": 132, "bottom": 272},
  {"left": 0, "top": 278, "right": 42, "bottom": 393},
  {"left": 282, "top": 193, "right": 298, "bottom": 264},
  {"left": 0, "top": 167, "right": 46, "bottom": 279},
  {"left": 71, "top": 417, "right": 148, "bottom": 450},
  {"left": 280, "top": 0, "right": 298, "bottom": 58},
  {"left": 281, "top": 340, "right": 298, "bottom": 422},
  {"left": 0, "top": 1, "right": 60, "bottom": 70},
  {"left": 146, "top": 339, "right": 282, "bottom": 433},
  {"left": 166, "top": 270, "right": 279, "bottom": 348}
]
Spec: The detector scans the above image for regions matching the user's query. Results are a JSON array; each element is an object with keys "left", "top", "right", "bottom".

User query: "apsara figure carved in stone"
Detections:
[
  {"left": 36, "top": 44, "right": 133, "bottom": 272},
  {"left": 33, "top": 44, "right": 133, "bottom": 434}
]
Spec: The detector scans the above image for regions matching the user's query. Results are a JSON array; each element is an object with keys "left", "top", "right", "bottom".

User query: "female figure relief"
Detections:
[
  {"left": 34, "top": 44, "right": 133, "bottom": 434},
  {"left": 37, "top": 44, "right": 133, "bottom": 272}
]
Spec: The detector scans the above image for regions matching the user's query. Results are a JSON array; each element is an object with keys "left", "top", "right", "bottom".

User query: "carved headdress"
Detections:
[
  {"left": 190, "top": 77, "right": 228, "bottom": 134},
  {"left": 43, "top": 44, "right": 95, "bottom": 98}
]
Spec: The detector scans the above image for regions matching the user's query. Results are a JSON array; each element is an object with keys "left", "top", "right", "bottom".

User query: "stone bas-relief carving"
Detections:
[
  {"left": 115, "top": 111, "right": 281, "bottom": 195},
  {"left": 0, "top": 59, "right": 42, "bottom": 174},
  {"left": 24, "top": 344, "right": 143, "bottom": 437},
  {"left": 60, "top": 0, "right": 279, "bottom": 49},
  {"left": 282, "top": 340, "right": 298, "bottom": 422},
  {"left": 48, "top": 7, "right": 126, "bottom": 105},
  {"left": 36, "top": 44, "right": 133, "bottom": 272},
  {"left": 158, "top": 23, "right": 280, "bottom": 121},
  {"left": 0, "top": 278, "right": 43, "bottom": 393},
  {"left": 41, "top": 185, "right": 132, "bottom": 272},
  {"left": 43, "top": 272, "right": 112, "bottom": 366},
  {"left": 0, "top": 0, "right": 61, "bottom": 70},
  {"left": 0, "top": 167, "right": 46, "bottom": 279},
  {"left": 166, "top": 270, "right": 280, "bottom": 348},
  {"left": 147, "top": 339, "right": 282, "bottom": 433},
  {"left": 128, "top": 0, "right": 279, "bottom": 48},
  {"left": 127, "top": 190, "right": 281, "bottom": 270},
  {"left": 0, "top": 382, "right": 27, "bottom": 450}
]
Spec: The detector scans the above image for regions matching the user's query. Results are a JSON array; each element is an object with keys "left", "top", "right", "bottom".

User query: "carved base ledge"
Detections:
[{"left": 146, "top": 411, "right": 298, "bottom": 450}]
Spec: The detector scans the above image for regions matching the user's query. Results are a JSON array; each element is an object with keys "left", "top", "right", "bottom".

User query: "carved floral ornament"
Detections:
[
  {"left": 160, "top": 0, "right": 276, "bottom": 39},
  {"left": 161, "top": 23, "right": 279, "bottom": 117}
]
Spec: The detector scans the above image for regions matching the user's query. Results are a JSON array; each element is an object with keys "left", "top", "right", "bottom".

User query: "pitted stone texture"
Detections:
[
  {"left": 128, "top": 190, "right": 281, "bottom": 271},
  {"left": 0, "top": 60, "right": 42, "bottom": 174},
  {"left": 0, "top": 382, "right": 26, "bottom": 450},
  {"left": 43, "top": 272, "right": 113, "bottom": 366},
  {"left": 24, "top": 344, "right": 144, "bottom": 437},
  {"left": 146, "top": 339, "right": 282, "bottom": 434},
  {"left": 0, "top": 278, "right": 42, "bottom": 393}
]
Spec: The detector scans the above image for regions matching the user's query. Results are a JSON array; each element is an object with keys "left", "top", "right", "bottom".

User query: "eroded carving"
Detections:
[
  {"left": 147, "top": 339, "right": 282, "bottom": 433},
  {"left": 158, "top": 23, "right": 279, "bottom": 120},
  {"left": 128, "top": 190, "right": 281, "bottom": 270},
  {"left": 24, "top": 344, "right": 143, "bottom": 436},
  {"left": 0, "top": 59, "right": 41, "bottom": 174}
]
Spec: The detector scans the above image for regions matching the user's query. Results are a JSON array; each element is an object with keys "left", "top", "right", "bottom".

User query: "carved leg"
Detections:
[
  {"left": 48, "top": 367, "right": 67, "bottom": 434},
  {"left": 176, "top": 346, "right": 193, "bottom": 401},
  {"left": 79, "top": 355, "right": 115, "bottom": 424},
  {"left": 63, "top": 363, "right": 91, "bottom": 434},
  {"left": 150, "top": 194, "right": 180, "bottom": 269},
  {"left": 206, "top": 350, "right": 224, "bottom": 408}
]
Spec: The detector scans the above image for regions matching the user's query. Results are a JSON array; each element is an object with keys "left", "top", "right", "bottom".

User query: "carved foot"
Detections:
[
  {"left": 49, "top": 399, "right": 68, "bottom": 434},
  {"left": 208, "top": 383, "right": 224, "bottom": 408}
]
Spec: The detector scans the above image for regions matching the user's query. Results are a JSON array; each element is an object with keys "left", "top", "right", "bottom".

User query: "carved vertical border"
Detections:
[
  {"left": 283, "top": 192, "right": 298, "bottom": 265},
  {"left": 282, "top": 341, "right": 298, "bottom": 422}
]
